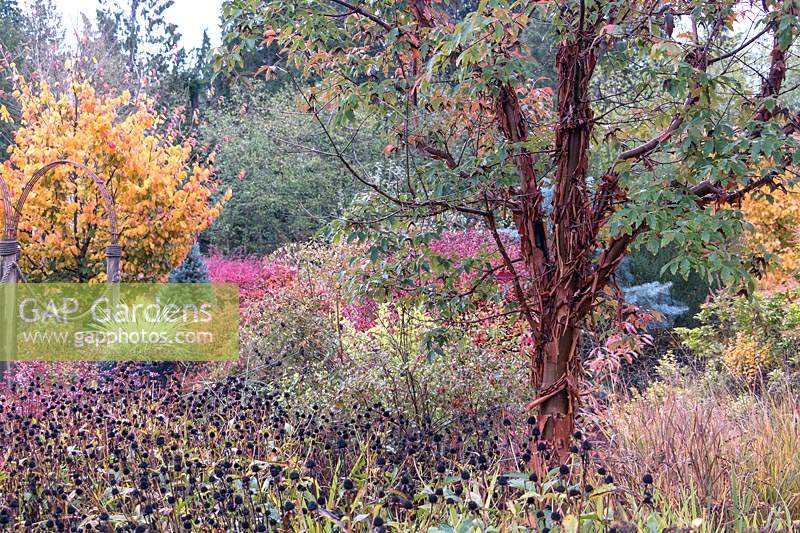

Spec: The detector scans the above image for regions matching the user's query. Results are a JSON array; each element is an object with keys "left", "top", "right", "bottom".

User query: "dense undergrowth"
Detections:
[
  {"left": 2, "top": 237, "right": 800, "bottom": 531},
  {"left": 0, "top": 366, "right": 657, "bottom": 532},
  {"left": 3, "top": 355, "right": 799, "bottom": 531}
]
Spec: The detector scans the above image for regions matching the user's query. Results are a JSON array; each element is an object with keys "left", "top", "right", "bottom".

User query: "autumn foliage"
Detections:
[
  {"left": 0, "top": 69, "right": 228, "bottom": 282},
  {"left": 742, "top": 182, "right": 800, "bottom": 289}
]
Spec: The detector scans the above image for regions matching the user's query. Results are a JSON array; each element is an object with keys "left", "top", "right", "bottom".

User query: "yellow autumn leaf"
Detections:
[{"left": 0, "top": 67, "right": 228, "bottom": 282}]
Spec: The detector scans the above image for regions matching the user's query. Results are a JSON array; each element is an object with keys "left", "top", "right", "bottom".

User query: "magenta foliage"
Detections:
[
  {"left": 206, "top": 253, "right": 297, "bottom": 307},
  {"left": 341, "top": 297, "right": 379, "bottom": 331},
  {"left": 207, "top": 230, "right": 520, "bottom": 330},
  {"left": 429, "top": 228, "right": 499, "bottom": 258},
  {"left": 430, "top": 228, "right": 522, "bottom": 289}
]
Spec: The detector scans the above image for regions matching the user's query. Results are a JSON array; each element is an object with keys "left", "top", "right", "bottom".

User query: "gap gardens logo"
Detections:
[{"left": 0, "top": 283, "right": 239, "bottom": 361}]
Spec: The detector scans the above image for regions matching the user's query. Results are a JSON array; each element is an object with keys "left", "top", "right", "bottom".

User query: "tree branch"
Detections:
[
  {"left": 414, "top": 140, "right": 457, "bottom": 169},
  {"left": 288, "top": 70, "right": 488, "bottom": 218},
  {"left": 484, "top": 200, "right": 538, "bottom": 332},
  {"left": 707, "top": 23, "right": 771, "bottom": 65},
  {"left": 327, "top": 0, "right": 391, "bottom": 30},
  {"left": 493, "top": 82, "right": 550, "bottom": 278},
  {"left": 614, "top": 95, "right": 695, "bottom": 163}
]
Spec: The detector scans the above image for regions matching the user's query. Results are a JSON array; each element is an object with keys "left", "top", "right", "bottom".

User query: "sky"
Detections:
[{"left": 49, "top": 0, "right": 224, "bottom": 50}]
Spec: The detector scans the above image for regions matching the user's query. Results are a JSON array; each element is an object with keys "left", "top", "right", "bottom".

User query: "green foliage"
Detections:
[
  {"left": 339, "top": 302, "right": 526, "bottom": 423},
  {"left": 198, "top": 86, "right": 373, "bottom": 255},
  {"left": 216, "top": 0, "right": 800, "bottom": 320},
  {"left": 169, "top": 243, "right": 210, "bottom": 283},
  {"left": 676, "top": 290, "right": 800, "bottom": 381},
  {"left": 0, "top": 0, "right": 21, "bottom": 40},
  {"left": 622, "top": 244, "right": 714, "bottom": 326}
]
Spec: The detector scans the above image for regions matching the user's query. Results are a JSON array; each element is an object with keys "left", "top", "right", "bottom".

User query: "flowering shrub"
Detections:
[
  {"left": 206, "top": 253, "right": 296, "bottom": 312},
  {"left": 339, "top": 296, "right": 378, "bottom": 331},
  {"left": 401, "top": 227, "right": 523, "bottom": 299}
]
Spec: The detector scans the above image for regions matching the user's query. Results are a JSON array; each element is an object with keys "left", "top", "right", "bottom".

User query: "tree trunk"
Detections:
[
  {"left": 531, "top": 38, "right": 596, "bottom": 459},
  {"left": 537, "top": 323, "right": 581, "bottom": 454},
  {"left": 493, "top": 28, "right": 597, "bottom": 458}
]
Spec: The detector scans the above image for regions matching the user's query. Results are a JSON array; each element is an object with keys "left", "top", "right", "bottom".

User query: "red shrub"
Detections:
[{"left": 206, "top": 254, "right": 297, "bottom": 309}]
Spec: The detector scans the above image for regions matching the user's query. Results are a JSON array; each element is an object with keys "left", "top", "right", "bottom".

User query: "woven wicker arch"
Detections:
[
  {"left": 6, "top": 159, "right": 119, "bottom": 244},
  {"left": 0, "top": 175, "right": 11, "bottom": 241}
]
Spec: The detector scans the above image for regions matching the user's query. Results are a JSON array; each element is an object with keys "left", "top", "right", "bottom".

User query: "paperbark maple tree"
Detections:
[{"left": 221, "top": 0, "right": 800, "bottom": 456}]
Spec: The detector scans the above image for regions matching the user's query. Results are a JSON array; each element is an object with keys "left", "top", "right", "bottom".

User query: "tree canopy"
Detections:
[
  {"left": 219, "top": 0, "right": 800, "bottom": 454},
  {"left": 0, "top": 70, "right": 228, "bottom": 282}
]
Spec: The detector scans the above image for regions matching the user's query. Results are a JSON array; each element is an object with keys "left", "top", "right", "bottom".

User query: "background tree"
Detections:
[
  {"left": 84, "top": 0, "right": 217, "bottom": 131},
  {"left": 0, "top": 69, "right": 228, "bottom": 282},
  {"left": 197, "top": 85, "right": 372, "bottom": 255},
  {"left": 0, "top": 0, "right": 23, "bottom": 145},
  {"left": 96, "top": 0, "right": 180, "bottom": 82},
  {"left": 19, "top": 0, "right": 66, "bottom": 84},
  {"left": 1, "top": 0, "right": 205, "bottom": 141},
  {"left": 220, "top": 0, "right": 800, "bottom": 455}
]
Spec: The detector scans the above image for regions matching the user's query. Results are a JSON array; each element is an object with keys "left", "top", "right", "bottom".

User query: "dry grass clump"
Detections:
[{"left": 602, "top": 382, "right": 800, "bottom": 530}]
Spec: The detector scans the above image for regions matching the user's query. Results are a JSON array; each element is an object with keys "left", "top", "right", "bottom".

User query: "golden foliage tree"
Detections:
[
  {"left": 742, "top": 182, "right": 800, "bottom": 289},
  {"left": 0, "top": 69, "right": 228, "bottom": 282}
]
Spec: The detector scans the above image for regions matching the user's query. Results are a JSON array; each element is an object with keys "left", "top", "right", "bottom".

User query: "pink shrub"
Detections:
[
  {"left": 428, "top": 228, "right": 522, "bottom": 293},
  {"left": 206, "top": 254, "right": 297, "bottom": 309},
  {"left": 207, "top": 254, "right": 266, "bottom": 287},
  {"left": 429, "top": 228, "right": 501, "bottom": 258},
  {"left": 342, "top": 297, "right": 379, "bottom": 331}
]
